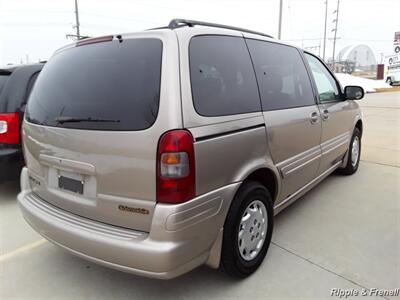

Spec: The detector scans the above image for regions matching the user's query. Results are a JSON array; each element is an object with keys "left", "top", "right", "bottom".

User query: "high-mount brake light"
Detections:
[{"left": 76, "top": 35, "right": 114, "bottom": 47}]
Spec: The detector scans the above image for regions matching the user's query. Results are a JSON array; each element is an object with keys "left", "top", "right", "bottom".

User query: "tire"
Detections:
[
  {"left": 386, "top": 77, "right": 393, "bottom": 86},
  {"left": 221, "top": 181, "right": 273, "bottom": 278},
  {"left": 338, "top": 127, "right": 361, "bottom": 175}
]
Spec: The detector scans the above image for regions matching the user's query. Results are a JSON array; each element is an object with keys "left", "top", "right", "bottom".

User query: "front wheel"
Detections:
[
  {"left": 386, "top": 77, "right": 393, "bottom": 86},
  {"left": 338, "top": 127, "right": 361, "bottom": 175},
  {"left": 221, "top": 181, "right": 273, "bottom": 278}
]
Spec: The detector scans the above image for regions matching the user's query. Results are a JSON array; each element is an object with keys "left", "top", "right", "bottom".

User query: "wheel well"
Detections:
[
  {"left": 355, "top": 120, "right": 363, "bottom": 137},
  {"left": 245, "top": 168, "right": 277, "bottom": 203}
]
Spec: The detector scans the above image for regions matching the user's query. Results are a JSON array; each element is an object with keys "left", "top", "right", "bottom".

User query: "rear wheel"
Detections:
[
  {"left": 386, "top": 77, "right": 393, "bottom": 86},
  {"left": 221, "top": 181, "right": 273, "bottom": 278},
  {"left": 338, "top": 127, "right": 361, "bottom": 175}
]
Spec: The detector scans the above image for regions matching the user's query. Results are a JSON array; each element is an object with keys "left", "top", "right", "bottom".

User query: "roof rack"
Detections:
[{"left": 168, "top": 18, "right": 274, "bottom": 39}]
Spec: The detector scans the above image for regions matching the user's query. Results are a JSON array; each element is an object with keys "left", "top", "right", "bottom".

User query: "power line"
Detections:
[
  {"left": 285, "top": 38, "right": 392, "bottom": 42},
  {"left": 1, "top": 9, "right": 71, "bottom": 14},
  {"left": 79, "top": 11, "right": 156, "bottom": 24}
]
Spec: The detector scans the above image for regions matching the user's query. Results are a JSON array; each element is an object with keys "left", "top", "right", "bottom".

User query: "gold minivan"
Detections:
[{"left": 18, "top": 19, "right": 364, "bottom": 279}]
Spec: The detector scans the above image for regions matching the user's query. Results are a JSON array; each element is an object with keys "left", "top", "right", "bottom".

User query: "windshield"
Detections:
[{"left": 26, "top": 38, "right": 162, "bottom": 131}]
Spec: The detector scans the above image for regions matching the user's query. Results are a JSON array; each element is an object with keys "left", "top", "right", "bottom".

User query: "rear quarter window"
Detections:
[
  {"left": 189, "top": 35, "right": 261, "bottom": 117},
  {"left": 26, "top": 38, "right": 162, "bottom": 131}
]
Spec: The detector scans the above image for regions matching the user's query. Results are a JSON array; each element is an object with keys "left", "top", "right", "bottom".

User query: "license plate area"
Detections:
[{"left": 58, "top": 171, "right": 84, "bottom": 195}]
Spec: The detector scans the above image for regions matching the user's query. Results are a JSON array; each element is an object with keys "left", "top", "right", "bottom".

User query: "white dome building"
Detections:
[{"left": 337, "top": 44, "right": 376, "bottom": 71}]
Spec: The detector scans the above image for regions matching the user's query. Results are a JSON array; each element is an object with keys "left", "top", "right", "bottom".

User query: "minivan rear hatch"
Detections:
[{"left": 23, "top": 36, "right": 164, "bottom": 232}]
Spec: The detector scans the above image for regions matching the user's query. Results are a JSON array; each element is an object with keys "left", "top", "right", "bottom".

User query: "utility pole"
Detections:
[
  {"left": 74, "top": 0, "right": 81, "bottom": 39},
  {"left": 332, "top": 0, "right": 340, "bottom": 70},
  {"left": 67, "top": 0, "right": 88, "bottom": 40},
  {"left": 278, "top": 0, "right": 283, "bottom": 39},
  {"left": 323, "top": 0, "right": 328, "bottom": 60}
]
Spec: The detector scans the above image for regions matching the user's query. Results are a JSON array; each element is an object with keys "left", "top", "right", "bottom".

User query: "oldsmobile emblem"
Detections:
[{"left": 118, "top": 205, "right": 149, "bottom": 215}]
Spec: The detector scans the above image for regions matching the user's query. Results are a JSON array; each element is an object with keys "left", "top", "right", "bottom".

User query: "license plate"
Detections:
[{"left": 58, "top": 175, "right": 84, "bottom": 194}]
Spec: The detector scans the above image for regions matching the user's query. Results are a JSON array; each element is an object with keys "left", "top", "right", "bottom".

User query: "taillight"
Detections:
[
  {"left": 0, "top": 113, "right": 20, "bottom": 144},
  {"left": 157, "top": 130, "right": 195, "bottom": 204}
]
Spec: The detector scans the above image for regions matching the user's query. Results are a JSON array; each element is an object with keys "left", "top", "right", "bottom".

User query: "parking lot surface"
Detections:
[{"left": 1, "top": 92, "right": 399, "bottom": 299}]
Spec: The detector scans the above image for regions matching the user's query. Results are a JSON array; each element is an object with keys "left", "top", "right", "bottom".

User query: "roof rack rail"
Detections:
[{"left": 168, "top": 18, "right": 274, "bottom": 39}]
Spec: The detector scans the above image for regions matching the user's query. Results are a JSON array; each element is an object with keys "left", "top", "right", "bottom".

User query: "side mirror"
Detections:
[{"left": 344, "top": 85, "right": 364, "bottom": 100}]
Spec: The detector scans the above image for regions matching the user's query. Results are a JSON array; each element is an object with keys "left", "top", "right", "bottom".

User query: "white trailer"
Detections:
[{"left": 385, "top": 54, "right": 400, "bottom": 85}]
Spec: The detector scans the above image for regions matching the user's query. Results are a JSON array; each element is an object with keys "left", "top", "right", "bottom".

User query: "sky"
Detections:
[{"left": 0, "top": 0, "right": 399, "bottom": 66}]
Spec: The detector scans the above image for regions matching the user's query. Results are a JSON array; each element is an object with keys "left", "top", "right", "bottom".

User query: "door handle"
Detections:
[
  {"left": 322, "top": 109, "right": 329, "bottom": 121},
  {"left": 310, "top": 112, "right": 320, "bottom": 124}
]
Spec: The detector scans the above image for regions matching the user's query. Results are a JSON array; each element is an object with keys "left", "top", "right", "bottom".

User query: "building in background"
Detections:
[{"left": 329, "top": 44, "right": 377, "bottom": 78}]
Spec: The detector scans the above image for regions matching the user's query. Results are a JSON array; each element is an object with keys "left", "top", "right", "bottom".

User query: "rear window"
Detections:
[
  {"left": 26, "top": 38, "right": 162, "bottom": 130},
  {"left": 189, "top": 35, "right": 261, "bottom": 117},
  {"left": 25, "top": 72, "right": 40, "bottom": 100},
  {"left": 0, "top": 75, "right": 10, "bottom": 96}
]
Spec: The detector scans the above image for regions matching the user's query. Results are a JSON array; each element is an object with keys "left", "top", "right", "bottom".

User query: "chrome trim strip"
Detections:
[
  {"left": 275, "top": 132, "right": 350, "bottom": 178},
  {"left": 321, "top": 132, "right": 350, "bottom": 155},
  {"left": 276, "top": 145, "right": 321, "bottom": 178},
  {"left": 322, "top": 139, "right": 349, "bottom": 156},
  {"left": 285, "top": 153, "right": 321, "bottom": 176},
  {"left": 274, "top": 161, "right": 342, "bottom": 212}
]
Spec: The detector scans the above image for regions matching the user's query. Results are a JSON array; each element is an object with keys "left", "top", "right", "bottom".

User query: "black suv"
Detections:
[{"left": 0, "top": 63, "right": 44, "bottom": 183}]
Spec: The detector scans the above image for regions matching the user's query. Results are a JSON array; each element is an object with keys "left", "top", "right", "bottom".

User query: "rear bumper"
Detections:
[
  {"left": 0, "top": 145, "right": 23, "bottom": 182},
  {"left": 18, "top": 168, "right": 239, "bottom": 279}
]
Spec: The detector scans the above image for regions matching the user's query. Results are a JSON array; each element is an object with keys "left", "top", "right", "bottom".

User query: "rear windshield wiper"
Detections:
[{"left": 55, "top": 116, "right": 120, "bottom": 124}]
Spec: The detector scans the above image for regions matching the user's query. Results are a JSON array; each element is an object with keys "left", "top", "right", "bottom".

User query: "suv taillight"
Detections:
[
  {"left": 157, "top": 130, "right": 195, "bottom": 204},
  {"left": 0, "top": 113, "right": 20, "bottom": 144}
]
